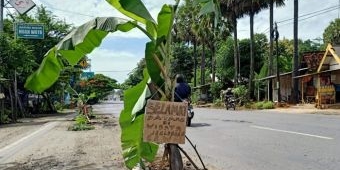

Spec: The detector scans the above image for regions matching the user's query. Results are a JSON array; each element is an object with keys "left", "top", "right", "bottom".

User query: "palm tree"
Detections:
[
  {"left": 240, "top": 0, "right": 269, "bottom": 99},
  {"left": 242, "top": 0, "right": 284, "bottom": 100},
  {"left": 173, "top": 0, "right": 201, "bottom": 87},
  {"left": 220, "top": 0, "right": 247, "bottom": 85}
]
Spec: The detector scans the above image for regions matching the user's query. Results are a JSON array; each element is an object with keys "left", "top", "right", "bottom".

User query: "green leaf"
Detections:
[
  {"left": 120, "top": 70, "right": 158, "bottom": 169},
  {"left": 65, "top": 84, "right": 78, "bottom": 96},
  {"left": 24, "top": 47, "right": 63, "bottom": 93},
  {"left": 25, "top": 17, "right": 136, "bottom": 93},
  {"left": 198, "top": 0, "right": 215, "bottom": 16},
  {"left": 106, "top": 0, "right": 155, "bottom": 24},
  {"left": 57, "top": 17, "right": 135, "bottom": 66},
  {"left": 146, "top": 21, "right": 157, "bottom": 39},
  {"left": 157, "top": 5, "right": 173, "bottom": 39},
  {"left": 145, "top": 42, "right": 164, "bottom": 86}
]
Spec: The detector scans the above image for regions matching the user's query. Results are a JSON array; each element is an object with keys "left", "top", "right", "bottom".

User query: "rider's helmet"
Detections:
[{"left": 175, "top": 74, "right": 185, "bottom": 83}]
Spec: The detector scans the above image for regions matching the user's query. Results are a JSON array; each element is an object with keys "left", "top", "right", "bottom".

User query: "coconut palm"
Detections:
[
  {"left": 219, "top": 0, "right": 247, "bottom": 85},
  {"left": 242, "top": 0, "right": 285, "bottom": 100},
  {"left": 173, "top": 0, "right": 201, "bottom": 86}
]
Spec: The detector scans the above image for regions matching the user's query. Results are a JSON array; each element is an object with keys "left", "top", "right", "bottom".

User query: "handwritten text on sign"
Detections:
[{"left": 143, "top": 100, "right": 188, "bottom": 144}]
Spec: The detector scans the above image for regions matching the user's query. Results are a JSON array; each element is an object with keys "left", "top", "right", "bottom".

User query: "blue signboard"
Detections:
[
  {"left": 16, "top": 23, "right": 44, "bottom": 39},
  {"left": 81, "top": 72, "right": 95, "bottom": 80}
]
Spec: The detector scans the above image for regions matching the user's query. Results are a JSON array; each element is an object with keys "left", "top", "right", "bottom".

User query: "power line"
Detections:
[
  {"left": 260, "top": 4, "right": 339, "bottom": 34},
  {"left": 45, "top": 6, "right": 95, "bottom": 18},
  {"left": 277, "top": 5, "right": 339, "bottom": 24},
  {"left": 278, "top": 6, "right": 340, "bottom": 28}
]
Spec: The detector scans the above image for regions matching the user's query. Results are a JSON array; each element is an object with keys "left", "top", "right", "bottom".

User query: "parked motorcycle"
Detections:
[
  {"left": 187, "top": 102, "right": 194, "bottom": 126},
  {"left": 225, "top": 95, "right": 236, "bottom": 110}
]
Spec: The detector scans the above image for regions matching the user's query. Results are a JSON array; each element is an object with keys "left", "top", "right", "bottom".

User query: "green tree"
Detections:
[
  {"left": 123, "top": 58, "right": 146, "bottom": 87},
  {"left": 76, "top": 74, "right": 118, "bottom": 103},
  {"left": 220, "top": 0, "right": 247, "bottom": 85},
  {"left": 323, "top": 18, "right": 340, "bottom": 45},
  {"left": 171, "top": 43, "right": 194, "bottom": 81}
]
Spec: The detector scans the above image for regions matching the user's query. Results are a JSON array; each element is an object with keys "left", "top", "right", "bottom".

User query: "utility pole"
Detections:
[
  {"left": 272, "top": 22, "right": 281, "bottom": 103},
  {"left": 0, "top": 0, "right": 3, "bottom": 32},
  {"left": 292, "top": 0, "right": 299, "bottom": 104}
]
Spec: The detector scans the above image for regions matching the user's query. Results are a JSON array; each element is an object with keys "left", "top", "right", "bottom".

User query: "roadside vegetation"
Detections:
[{"left": 1, "top": 0, "right": 340, "bottom": 169}]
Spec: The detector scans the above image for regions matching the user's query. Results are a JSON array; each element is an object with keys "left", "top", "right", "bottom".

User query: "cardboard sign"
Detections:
[{"left": 143, "top": 100, "right": 188, "bottom": 144}]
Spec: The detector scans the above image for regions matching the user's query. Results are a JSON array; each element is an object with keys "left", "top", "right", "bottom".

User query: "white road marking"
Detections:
[
  {"left": 0, "top": 121, "right": 60, "bottom": 162},
  {"left": 250, "top": 125, "right": 333, "bottom": 140}
]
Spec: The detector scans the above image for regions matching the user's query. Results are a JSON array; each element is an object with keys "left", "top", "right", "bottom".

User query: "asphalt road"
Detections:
[
  {"left": 183, "top": 108, "right": 340, "bottom": 170},
  {"left": 1, "top": 101, "right": 339, "bottom": 170}
]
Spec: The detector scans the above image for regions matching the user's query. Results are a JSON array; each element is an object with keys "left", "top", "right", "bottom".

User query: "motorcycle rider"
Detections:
[
  {"left": 174, "top": 74, "right": 191, "bottom": 102},
  {"left": 174, "top": 74, "right": 193, "bottom": 126},
  {"left": 225, "top": 88, "right": 234, "bottom": 103}
]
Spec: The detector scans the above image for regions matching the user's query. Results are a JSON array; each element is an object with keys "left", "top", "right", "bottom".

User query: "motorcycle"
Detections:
[
  {"left": 187, "top": 102, "right": 194, "bottom": 126},
  {"left": 183, "top": 99, "right": 194, "bottom": 126},
  {"left": 225, "top": 95, "right": 236, "bottom": 110}
]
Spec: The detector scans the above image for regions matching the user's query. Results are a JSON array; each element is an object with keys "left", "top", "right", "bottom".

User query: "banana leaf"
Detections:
[{"left": 25, "top": 17, "right": 136, "bottom": 93}]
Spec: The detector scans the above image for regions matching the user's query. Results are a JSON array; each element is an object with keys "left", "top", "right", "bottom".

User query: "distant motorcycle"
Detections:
[
  {"left": 225, "top": 95, "right": 236, "bottom": 110},
  {"left": 183, "top": 99, "right": 194, "bottom": 126},
  {"left": 187, "top": 102, "right": 194, "bottom": 126}
]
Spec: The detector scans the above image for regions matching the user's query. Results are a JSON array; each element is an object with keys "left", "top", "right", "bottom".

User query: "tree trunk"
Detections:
[
  {"left": 201, "top": 43, "right": 206, "bottom": 86},
  {"left": 233, "top": 16, "right": 239, "bottom": 85},
  {"left": 212, "top": 43, "right": 216, "bottom": 83},
  {"left": 292, "top": 0, "right": 299, "bottom": 103},
  {"left": 43, "top": 93, "right": 57, "bottom": 113},
  {"left": 8, "top": 86, "right": 16, "bottom": 122},
  {"left": 194, "top": 38, "right": 197, "bottom": 87},
  {"left": 268, "top": 0, "right": 274, "bottom": 101},
  {"left": 249, "top": 10, "right": 255, "bottom": 100}
]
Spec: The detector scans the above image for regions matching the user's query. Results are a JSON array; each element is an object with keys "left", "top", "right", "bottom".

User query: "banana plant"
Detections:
[{"left": 24, "top": 0, "right": 178, "bottom": 168}]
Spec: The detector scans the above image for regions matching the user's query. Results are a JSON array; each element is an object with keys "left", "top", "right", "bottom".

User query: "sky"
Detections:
[{"left": 4, "top": 0, "right": 340, "bottom": 83}]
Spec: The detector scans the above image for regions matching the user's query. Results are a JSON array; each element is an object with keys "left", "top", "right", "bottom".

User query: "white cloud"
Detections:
[{"left": 87, "top": 47, "right": 142, "bottom": 83}]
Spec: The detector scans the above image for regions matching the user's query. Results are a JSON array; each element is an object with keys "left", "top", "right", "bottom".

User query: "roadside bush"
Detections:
[
  {"left": 0, "top": 109, "right": 11, "bottom": 124},
  {"left": 213, "top": 99, "right": 223, "bottom": 107},
  {"left": 254, "top": 101, "right": 264, "bottom": 109},
  {"left": 190, "top": 89, "right": 200, "bottom": 104},
  {"left": 254, "top": 101, "right": 274, "bottom": 109},
  {"left": 68, "top": 114, "right": 94, "bottom": 131},
  {"left": 75, "top": 114, "right": 88, "bottom": 125},
  {"left": 262, "top": 101, "right": 274, "bottom": 109},
  {"left": 54, "top": 101, "right": 63, "bottom": 111},
  {"left": 210, "top": 82, "right": 223, "bottom": 100}
]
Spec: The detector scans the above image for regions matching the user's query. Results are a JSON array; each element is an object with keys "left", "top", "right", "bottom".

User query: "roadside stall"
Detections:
[{"left": 316, "top": 44, "right": 340, "bottom": 108}]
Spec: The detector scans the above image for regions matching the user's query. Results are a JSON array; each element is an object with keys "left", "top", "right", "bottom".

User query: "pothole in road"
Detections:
[{"left": 222, "top": 119, "right": 252, "bottom": 124}]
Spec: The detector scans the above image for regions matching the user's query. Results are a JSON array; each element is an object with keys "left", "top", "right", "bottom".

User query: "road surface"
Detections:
[
  {"left": 183, "top": 107, "right": 340, "bottom": 170},
  {"left": 1, "top": 101, "right": 339, "bottom": 170}
]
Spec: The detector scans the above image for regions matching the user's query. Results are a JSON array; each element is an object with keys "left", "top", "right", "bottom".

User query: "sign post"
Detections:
[
  {"left": 143, "top": 100, "right": 188, "bottom": 144},
  {"left": 15, "top": 23, "right": 44, "bottom": 39}
]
